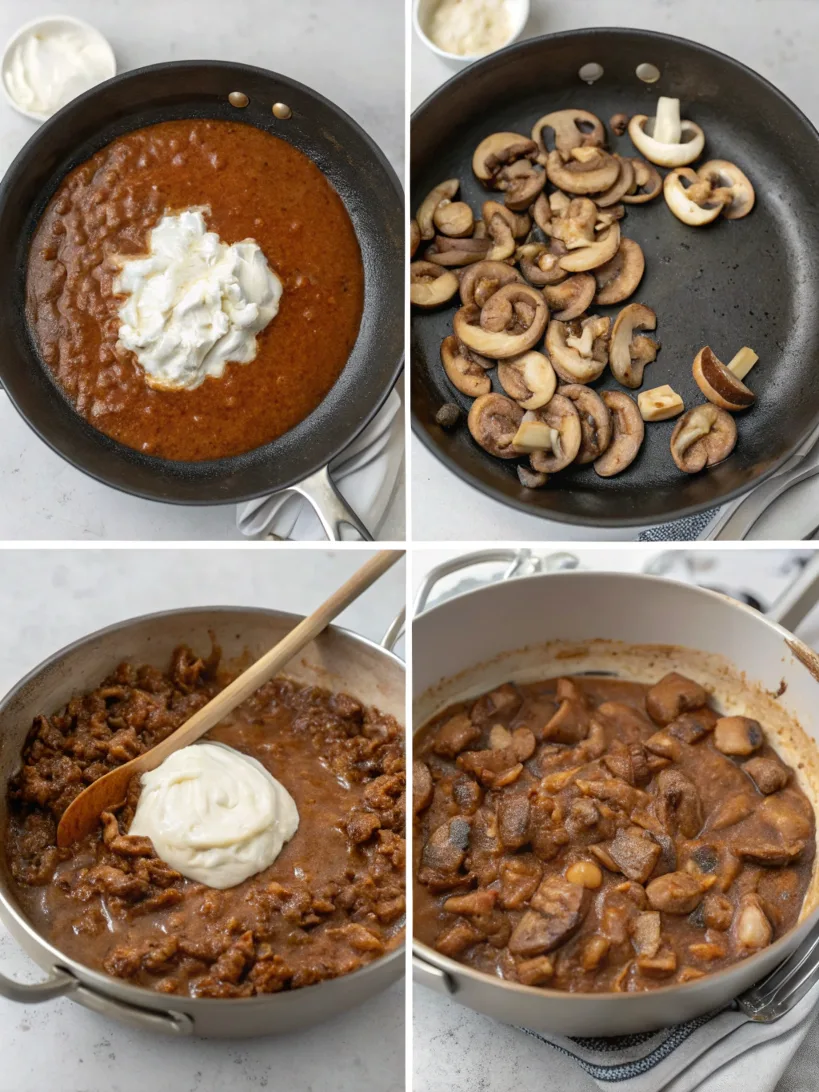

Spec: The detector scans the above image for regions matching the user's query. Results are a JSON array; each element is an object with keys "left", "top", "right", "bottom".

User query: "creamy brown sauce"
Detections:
[
  {"left": 26, "top": 119, "right": 364, "bottom": 461},
  {"left": 414, "top": 674, "right": 815, "bottom": 993}
]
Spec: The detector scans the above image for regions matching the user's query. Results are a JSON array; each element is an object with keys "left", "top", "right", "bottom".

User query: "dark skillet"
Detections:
[
  {"left": 0, "top": 60, "right": 403, "bottom": 505},
  {"left": 411, "top": 29, "right": 819, "bottom": 529}
]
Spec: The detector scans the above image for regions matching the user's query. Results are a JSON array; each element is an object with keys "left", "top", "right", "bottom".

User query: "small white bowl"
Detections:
[
  {"left": 2, "top": 15, "right": 116, "bottom": 123},
  {"left": 413, "top": 0, "right": 530, "bottom": 70}
]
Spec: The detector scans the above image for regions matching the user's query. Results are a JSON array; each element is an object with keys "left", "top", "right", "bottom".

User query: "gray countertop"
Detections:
[
  {"left": 411, "top": 0, "right": 819, "bottom": 543},
  {"left": 0, "top": 0, "right": 404, "bottom": 541},
  {"left": 0, "top": 548, "right": 406, "bottom": 1092}
]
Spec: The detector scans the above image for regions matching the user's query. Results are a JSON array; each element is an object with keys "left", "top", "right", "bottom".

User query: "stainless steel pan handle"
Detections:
[
  {"left": 0, "top": 961, "right": 192, "bottom": 1033},
  {"left": 288, "top": 465, "right": 373, "bottom": 542},
  {"left": 413, "top": 955, "right": 456, "bottom": 995},
  {"left": 382, "top": 607, "right": 406, "bottom": 654}
]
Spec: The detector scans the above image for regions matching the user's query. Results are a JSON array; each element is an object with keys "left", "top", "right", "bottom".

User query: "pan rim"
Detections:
[
  {"left": 410, "top": 26, "right": 819, "bottom": 530},
  {"left": 0, "top": 59, "right": 404, "bottom": 506}
]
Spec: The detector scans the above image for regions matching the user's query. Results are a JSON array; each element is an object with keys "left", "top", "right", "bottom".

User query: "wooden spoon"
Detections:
[{"left": 56, "top": 550, "right": 403, "bottom": 848}]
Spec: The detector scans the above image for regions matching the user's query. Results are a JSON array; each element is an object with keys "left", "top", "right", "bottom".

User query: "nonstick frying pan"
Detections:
[
  {"left": 0, "top": 61, "right": 404, "bottom": 520},
  {"left": 411, "top": 29, "right": 819, "bottom": 529}
]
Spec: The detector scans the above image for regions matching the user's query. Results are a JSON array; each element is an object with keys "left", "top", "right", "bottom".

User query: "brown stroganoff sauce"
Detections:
[
  {"left": 26, "top": 119, "right": 364, "bottom": 461},
  {"left": 414, "top": 674, "right": 815, "bottom": 992},
  {"left": 6, "top": 645, "right": 404, "bottom": 997}
]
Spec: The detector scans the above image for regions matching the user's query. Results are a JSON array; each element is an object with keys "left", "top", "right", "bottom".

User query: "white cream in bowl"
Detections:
[
  {"left": 114, "top": 208, "right": 282, "bottom": 392},
  {"left": 129, "top": 741, "right": 299, "bottom": 889}
]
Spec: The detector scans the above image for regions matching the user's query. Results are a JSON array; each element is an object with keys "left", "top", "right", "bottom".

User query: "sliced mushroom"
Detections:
[
  {"left": 549, "top": 197, "right": 597, "bottom": 250},
  {"left": 516, "top": 243, "right": 567, "bottom": 287},
  {"left": 527, "top": 396, "right": 582, "bottom": 473},
  {"left": 498, "top": 352, "right": 556, "bottom": 410},
  {"left": 546, "top": 148, "right": 621, "bottom": 195},
  {"left": 594, "top": 391, "right": 644, "bottom": 477},
  {"left": 440, "top": 335, "right": 492, "bottom": 397},
  {"left": 410, "top": 219, "right": 421, "bottom": 257},
  {"left": 460, "top": 260, "right": 524, "bottom": 307},
  {"left": 609, "top": 303, "right": 659, "bottom": 389},
  {"left": 559, "top": 224, "right": 621, "bottom": 273},
  {"left": 670, "top": 404, "right": 738, "bottom": 473},
  {"left": 531, "top": 192, "right": 553, "bottom": 235},
  {"left": 544, "top": 274, "right": 596, "bottom": 320},
  {"left": 410, "top": 262, "right": 459, "bottom": 309},
  {"left": 693, "top": 346, "right": 756, "bottom": 411},
  {"left": 628, "top": 98, "right": 705, "bottom": 167},
  {"left": 621, "top": 158, "right": 663, "bottom": 204},
  {"left": 596, "top": 156, "right": 636, "bottom": 208},
  {"left": 559, "top": 384, "right": 612, "bottom": 464},
  {"left": 593, "top": 238, "right": 645, "bottom": 305},
  {"left": 485, "top": 213, "right": 516, "bottom": 261},
  {"left": 595, "top": 205, "right": 625, "bottom": 231},
  {"left": 417, "top": 179, "right": 460, "bottom": 239},
  {"left": 664, "top": 169, "right": 728, "bottom": 227},
  {"left": 467, "top": 393, "right": 524, "bottom": 458},
  {"left": 482, "top": 200, "right": 530, "bottom": 239},
  {"left": 610, "top": 113, "right": 629, "bottom": 137},
  {"left": 531, "top": 109, "right": 605, "bottom": 161},
  {"left": 454, "top": 284, "right": 549, "bottom": 359},
  {"left": 434, "top": 200, "right": 475, "bottom": 237},
  {"left": 697, "top": 160, "right": 755, "bottom": 220},
  {"left": 517, "top": 464, "right": 548, "bottom": 489},
  {"left": 427, "top": 235, "right": 491, "bottom": 267},
  {"left": 499, "top": 161, "right": 547, "bottom": 210},
  {"left": 546, "top": 317, "right": 610, "bottom": 384},
  {"left": 472, "top": 132, "right": 536, "bottom": 182},
  {"left": 638, "top": 385, "right": 684, "bottom": 422}
]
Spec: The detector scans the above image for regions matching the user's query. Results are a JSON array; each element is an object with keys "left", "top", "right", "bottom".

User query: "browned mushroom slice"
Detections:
[
  {"left": 546, "top": 316, "right": 610, "bottom": 384},
  {"left": 531, "top": 192, "right": 552, "bottom": 234},
  {"left": 525, "top": 396, "right": 582, "bottom": 473},
  {"left": 610, "top": 112, "right": 629, "bottom": 137},
  {"left": 460, "top": 260, "right": 524, "bottom": 307},
  {"left": 531, "top": 108, "right": 605, "bottom": 161},
  {"left": 417, "top": 178, "right": 460, "bottom": 239},
  {"left": 546, "top": 148, "right": 620, "bottom": 195},
  {"left": 549, "top": 197, "right": 597, "bottom": 250},
  {"left": 440, "top": 335, "right": 492, "bottom": 398},
  {"left": 670, "top": 404, "right": 737, "bottom": 473},
  {"left": 692, "top": 346, "right": 755, "bottom": 411},
  {"left": 609, "top": 303, "right": 659, "bottom": 389},
  {"left": 594, "top": 391, "right": 644, "bottom": 477},
  {"left": 433, "top": 200, "right": 475, "bottom": 238},
  {"left": 410, "top": 261, "right": 459, "bottom": 309},
  {"left": 621, "top": 158, "right": 662, "bottom": 204},
  {"left": 485, "top": 212, "right": 516, "bottom": 261},
  {"left": 516, "top": 242, "right": 567, "bottom": 287},
  {"left": 713, "top": 716, "right": 764, "bottom": 756},
  {"left": 697, "top": 160, "right": 755, "bottom": 220},
  {"left": 596, "top": 156, "right": 636, "bottom": 208},
  {"left": 593, "top": 239, "right": 645, "bottom": 305},
  {"left": 410, "top": 219, "right": 421, "bottom": 257},
  {"left": 646, "top": 871, "right": 706, "bottom": 914},
  {"left": 467, "top": 393, "right": 524, "bottom": 458},
  {"left": 743, "top": 756, "right": 789, "bottom": 795},
  {"left": 559, "top": 224, "right": 621, "bottom": 273},
  {"left": 427, "top": 234, "right": 491, "bottom": 267},
  {"left": 482, "top": 200, "right": 530, "bottom": 238},
  {"left": 454, "top": 284, "right": 549, "bottom": 359},
  {"left": 497, "top": 351, "right": 556, "bottom": 410},
  {"left": 472, "top": 132, "right": 535, "bottom": 182},
  {"left": 544, "top": 274, "right": 596, "bottom": 321},
  {"left": 500, "top": 161, "right": 547, "bottom": 211},
  {"left": 559, "top": 384, "right": 612, "bottom": 464},
  {"left": 664, "top": 168, "right": 728, "bottom": 226}
]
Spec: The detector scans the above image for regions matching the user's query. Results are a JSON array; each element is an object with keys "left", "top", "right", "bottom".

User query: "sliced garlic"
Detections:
[
  {"left": 727, "top": 346, "right": 759, "bottom": 381},
  {"left": 638, "top": 384, "right": 685, "bottom": 422}
]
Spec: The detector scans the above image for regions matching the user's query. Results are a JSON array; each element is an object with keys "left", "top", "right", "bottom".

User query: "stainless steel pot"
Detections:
[
  {"left": 0, "top": 606, "right": 405, "bottom": 1037},
  {"left": 412, "top": 552, "right": 819, "bottom": 1036}
]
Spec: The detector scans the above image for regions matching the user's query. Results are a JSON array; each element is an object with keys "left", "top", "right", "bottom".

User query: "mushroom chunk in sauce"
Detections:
[{"left": 414, "top": 673, "right": 815, "bottom": 993}]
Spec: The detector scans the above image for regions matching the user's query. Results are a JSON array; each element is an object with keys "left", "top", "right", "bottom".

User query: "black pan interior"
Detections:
[
  {"left": 411, "top": 29, "right": 819, "bottom": 528},
  {"left": 0, "top": 61, "right": 403, "bottom": 504}
]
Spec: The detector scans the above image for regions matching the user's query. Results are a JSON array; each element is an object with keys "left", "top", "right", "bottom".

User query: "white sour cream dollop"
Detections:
[
  {"left": 4, "top": 20, "right": 115, "bottom": 119},
  {"left": 129, "top": 741, "right": 299, "bottom": 889},
  {"left": 427, "top": 0, "right": 512, "bottom": 56},
  {"left": 113, "top": 208, "right": 282, "bottom": 391}
]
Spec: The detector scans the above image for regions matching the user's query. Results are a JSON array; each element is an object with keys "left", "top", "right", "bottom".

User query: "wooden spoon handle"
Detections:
[{"left": 137, "top": 549, "right": 403, "bottom": 773}]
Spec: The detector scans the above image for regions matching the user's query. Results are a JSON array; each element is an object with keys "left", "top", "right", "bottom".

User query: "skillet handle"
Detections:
[
  {"left": 413, "top": 954, "right": 456, "bottom": 995},
  {"left": 289, "top": 465, "right": 374, "bottom": 542}
]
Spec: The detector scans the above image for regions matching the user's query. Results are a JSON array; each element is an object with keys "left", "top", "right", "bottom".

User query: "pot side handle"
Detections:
[
  {"left": 413, "top": 954, "right": 457, "bottom": 995},
  {"left": 0, "top": 964, "right": 77, "bottom": 1003}
]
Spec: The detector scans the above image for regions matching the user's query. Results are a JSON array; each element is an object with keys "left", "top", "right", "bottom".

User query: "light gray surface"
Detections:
[
  {"left": 0, "top": 0, "right": 405, "bottom": 541},
  {"left": 411, "top": 547, "right": 819, "bottom": 1091},
  {"left": 410, "top": 0, "right": 819, "bottom": 542},
  {"left": 0, "top": 548, "right": 406, "bottom": 1092}
]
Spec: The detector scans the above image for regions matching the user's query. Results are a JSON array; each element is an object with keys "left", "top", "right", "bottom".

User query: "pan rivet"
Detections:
[
  {"left": 272, "top": 102, "right": 293, "bottom": 120},
  {"left": 228, "top": 91, "right": 249, "bottom": 107},
  {"left": 578, "top": 62, "right": 604, "bottom": 84},
  {"left": 636, "top": 63, "right": 661, "bottom": 83}
]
